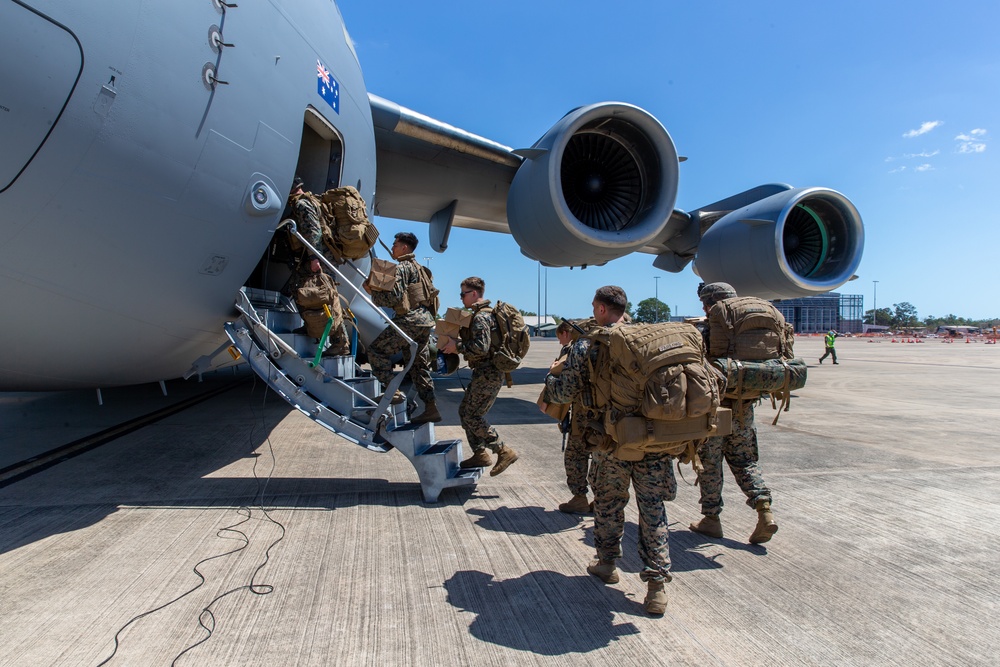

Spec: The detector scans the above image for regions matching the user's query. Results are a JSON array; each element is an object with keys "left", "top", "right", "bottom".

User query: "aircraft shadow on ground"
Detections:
[
  {"left": 0, "top": 388, "right": 490, "bottom": 555},
  {"left": 444, "top": 569, "right": 642, "bottom": 654},
  {"left": 0, "top": 472, "right": 485, "bottom": 557}
]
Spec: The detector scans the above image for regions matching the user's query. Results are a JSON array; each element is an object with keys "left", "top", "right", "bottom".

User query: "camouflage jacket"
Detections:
[
  {"left": 290, "top": 192, "right": 338, "bottom": 266},
  {"left": 369, "top": 253, "right": 434, "bottom": 328},
  {"left": 545, "top": 336, "right": 593, "bottom": 406},
  {"left": 546, "top": 322, "right": 625, "bottom": 409},
  {"left": 458, "top": 300, "right": 496, "bottom": 366}
]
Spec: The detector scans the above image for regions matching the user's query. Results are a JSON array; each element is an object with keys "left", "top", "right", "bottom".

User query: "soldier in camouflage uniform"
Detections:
[
  {"left": 542, "top": 319, "right": 597, "bottom": 514},
  {"left": 544, "top": 286, "right": 672, "bottom": 616},
  {"left": 689, "top": 282, "right": 778, "bottom": 544},
  {"left": 363, "top": 232, "right": 440, "bottom": 423},
  {"left": 286, "top": 177, "right": 350, "bottom": 356},
  {"left": 439, "top": 277, "right": 518, "bottom": 476}
]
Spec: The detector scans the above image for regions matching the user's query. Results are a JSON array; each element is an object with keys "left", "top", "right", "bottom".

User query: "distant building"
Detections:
[
  {"left": 523, "top": 315, "right": 558, "bottom": 336},
  {"left": 936, "top": 325, "right": 981, "bottom": 336},
  {"left": 772, "top": 293, "right": 864, "bottom": 334}
]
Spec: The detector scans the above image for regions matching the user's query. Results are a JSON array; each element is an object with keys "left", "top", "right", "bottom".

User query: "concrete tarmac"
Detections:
[{"left": 1, "top": 336, "right": 998, "bottom": 666}]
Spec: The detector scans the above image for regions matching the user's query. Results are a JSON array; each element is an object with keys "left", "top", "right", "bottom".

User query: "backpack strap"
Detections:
[{"left": 768, "top": 360, "right": 794, "bottom": 425}]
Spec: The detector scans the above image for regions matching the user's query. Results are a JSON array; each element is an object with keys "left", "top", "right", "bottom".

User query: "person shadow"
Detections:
[
  {"left": 465, "top": 505, "right": 584, "bottom": 537},
  {"left": 443, "top": 569, "right": 643, "bottom": 655}
]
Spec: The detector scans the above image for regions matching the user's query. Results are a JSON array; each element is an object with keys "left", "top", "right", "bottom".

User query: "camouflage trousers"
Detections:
[
  {"left": 564, "top": 434, "right": 595, "bottom": 496},
  {"left": 459, "top": 363, "right": 504, "bottom": 453},
  {"left": 695, "top": 400, "right": 772, "bottom": 517},
  {"left": 592, "top": 450, "right": 676, "bottom": 583},
  {"left": 323, "top": 320, "right": 352, "bottom": 356},
  {"left": 368, "top": 323, "right": 435, "bottom": 404}
]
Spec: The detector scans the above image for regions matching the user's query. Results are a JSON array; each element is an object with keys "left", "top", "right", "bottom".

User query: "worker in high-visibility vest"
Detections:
[{"left": 819, "top": 330, "right": 839, "bottom": 365}]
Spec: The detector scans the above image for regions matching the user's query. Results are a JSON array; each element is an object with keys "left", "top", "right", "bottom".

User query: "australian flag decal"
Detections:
[{"left": 316, "top": 59, "right": 339, "bottom": 114}]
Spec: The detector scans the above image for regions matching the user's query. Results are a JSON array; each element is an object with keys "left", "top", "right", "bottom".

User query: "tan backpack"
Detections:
[
  {"left": 489, "top": 301, "right": 531, "bottom": 373},
  {"left": 404, "top": 262, "right": 440, "bottom": 318},
  {"left": 588, "top": 322, "right": 726, "bottom": 460},
  {"left": 708, "top": 296, "right": 805, "bottom": 421},
  {"left": 294, "top": 272, "right": 343, "bottom": 339},
  {"left": 708, "top": 296, "right": 793, "bottom": 361},
  {"left": 319, "top": 186, "right": 379, "bottom": 259}
]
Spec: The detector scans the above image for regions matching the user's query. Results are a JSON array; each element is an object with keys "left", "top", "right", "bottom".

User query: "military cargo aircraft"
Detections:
[{"left": 0, "top": 0, "right": 863, "bottom": 393}]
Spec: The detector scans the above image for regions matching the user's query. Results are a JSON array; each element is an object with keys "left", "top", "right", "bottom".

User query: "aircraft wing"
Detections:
[
  {"left": 368, "top": 94, "right": 864, "bottom": 298},
  {"left": 369, "top": 94, "right": 521, "bottom": 251}
]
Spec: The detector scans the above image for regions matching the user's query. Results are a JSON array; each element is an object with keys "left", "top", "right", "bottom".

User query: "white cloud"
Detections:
[
  {"left": 915, "top": 163, "right": 933, "bottom": 172},
  {"left": 888, "top": 166, "right": 906, "bottom": 173},
  {"left": 903, "top": 121, "right": 943, "bottom": 138},
  {"left": 955, "top": 128, "right": 988, "bottom": 154},
  {"left": 904, "top": 150, "right": 939, "bottom": 159},
  {"left": 957, "top": 142, "right": 986, "bottom": 154}
]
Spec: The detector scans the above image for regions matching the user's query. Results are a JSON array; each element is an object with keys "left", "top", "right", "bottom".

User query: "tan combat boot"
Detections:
[
  {"left": 410, "top": 401, "right": 442, "bottom": 424},
  {"left": 644, "top": 580, "right": 667, "bottom": 615},
  {"left": 558, "top": 494, "right": 591, "bottom": 514},
  {"left": 749, "top": 500, "right": 778, "bottom": 544},
  {"left": 689, "top": 515, "right": 723, "bottom": 538},
  {"left": 490, "top": 445, "right": 518, "bottom": 476},
  {"left": 586, "top": 559, "right": 619, "bottom": 584},
  {"left": 460, "top": 449, "right": 493, "bottom": 468}
]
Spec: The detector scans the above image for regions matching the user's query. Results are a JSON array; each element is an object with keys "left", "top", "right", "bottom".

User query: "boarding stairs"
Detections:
[{"left": 215, "top": 225, "right": 481, "bottom": 502}]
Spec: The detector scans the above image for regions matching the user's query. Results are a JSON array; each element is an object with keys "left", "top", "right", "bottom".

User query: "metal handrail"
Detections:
[{"left": 278, "top": 220, "right": 417, "bottom": 426}]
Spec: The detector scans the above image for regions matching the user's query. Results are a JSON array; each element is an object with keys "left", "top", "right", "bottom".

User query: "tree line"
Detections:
[
  {"left": 864, "top": 301, "right": 998, "bottom": 330},
  {"left": 523, "top": 298, "right": 673, "bottom": 325}
]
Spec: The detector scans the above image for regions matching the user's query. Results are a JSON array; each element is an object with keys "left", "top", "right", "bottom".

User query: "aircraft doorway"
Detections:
[
  {"left": 245, "top": 108, "right": 344, "bottom": 292},
  {"left": 296, "top": 106, "right": 344, "bottom": 192}
]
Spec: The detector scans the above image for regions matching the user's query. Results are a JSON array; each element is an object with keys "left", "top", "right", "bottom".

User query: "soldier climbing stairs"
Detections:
[{"left": 218, "top": 222, "right": 480, "bottom": 502}]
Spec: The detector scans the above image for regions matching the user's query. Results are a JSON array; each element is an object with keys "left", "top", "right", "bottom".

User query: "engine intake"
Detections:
[
  {"left": 694, "top": 187, "right": 864, "bottom": 299},
  {"left": 506, "top": 103, "right": 679, "bottom": 267}
]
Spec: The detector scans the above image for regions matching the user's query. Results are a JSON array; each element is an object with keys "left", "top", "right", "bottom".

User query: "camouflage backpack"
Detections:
[
  {"left": 489, "top": 301, "right": 531, "bottom": 373},
  {"left": 587, "top": 322, "right": 726, "bottom": 460}
]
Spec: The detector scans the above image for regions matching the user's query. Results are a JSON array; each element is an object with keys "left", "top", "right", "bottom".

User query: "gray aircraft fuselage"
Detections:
[{"left": 1, "top": 0, "right": 374, "bottom": 390}]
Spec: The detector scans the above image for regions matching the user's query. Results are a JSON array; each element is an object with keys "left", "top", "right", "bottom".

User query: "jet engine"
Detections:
[
  {"left": 693, "top": 187, "right": 864, "bottom": 299},
  {"left": 506, "top": 103, "right": 679, "bottom": 267}
]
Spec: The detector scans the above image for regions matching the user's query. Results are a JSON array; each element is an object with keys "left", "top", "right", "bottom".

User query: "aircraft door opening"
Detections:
[
  {"left": 243, "top": 108, "right": 344, "bottom": 294},
  {"left": 296, "top": 107, "right": 344, "bottom": 193}
]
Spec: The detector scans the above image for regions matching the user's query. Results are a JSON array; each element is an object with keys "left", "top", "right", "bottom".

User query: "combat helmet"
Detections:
[{"left": 697, "top": 282, "right": 737, "bottom": 304}]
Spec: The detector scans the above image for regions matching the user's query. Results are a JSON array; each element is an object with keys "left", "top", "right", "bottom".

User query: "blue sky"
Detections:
[{"left": 338, "top": 1, "right": 998, "bottom": 320}]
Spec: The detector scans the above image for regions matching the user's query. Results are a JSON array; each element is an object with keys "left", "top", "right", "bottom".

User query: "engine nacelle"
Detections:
[
  {"left": 506, "top": 103, "right": 679, "bottom": 267},
  {"left": 693, "top": 187, "right": 864, "bottom": 299}
]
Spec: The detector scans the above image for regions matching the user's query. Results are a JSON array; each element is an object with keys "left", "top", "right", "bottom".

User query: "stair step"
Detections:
[
  {"left": 230, "top": 287, "right": 481, "bottom": 503},
  {"left": 419, "top": 439, "right": 459, "bottom": 456}
]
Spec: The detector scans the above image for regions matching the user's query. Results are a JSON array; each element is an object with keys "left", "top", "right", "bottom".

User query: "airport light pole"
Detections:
[
  {"left": 873, "top": 280, "right": 879, "bottom": 328},
  {"left": 654, "top": 276, "right": 660, "bottom": 322}
]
